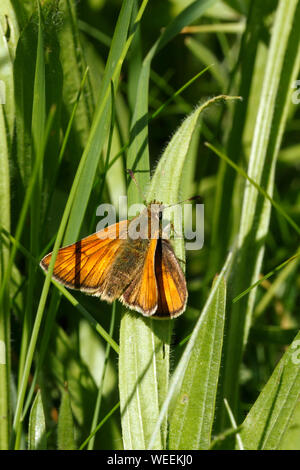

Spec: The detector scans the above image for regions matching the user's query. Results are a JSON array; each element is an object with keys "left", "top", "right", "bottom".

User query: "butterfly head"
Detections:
[{"left": 147, "top": 201, "right": 165, "bottom": 221}]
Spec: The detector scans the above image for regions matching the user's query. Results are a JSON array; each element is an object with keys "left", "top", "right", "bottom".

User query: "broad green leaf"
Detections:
[
  {"left": 279, "top": 400, "right": 300, "bottom": 450},
  {"left": 240, "top": 330, "right": 300, "bottom": 449},
  {"left": 28, "top": 390, "right": 47, "bottom": 450},
  {"left": 169, "top": 276, "right": 226, "bottom": 450},
  {"left": 148, "top": 253, "right": 232, "bottom": 449},
  {"left": 119, "top": 316, "right": 171, "bottom": 450},
  {"left": 58, "top": 387, "right": 76, "bottom": 450}
]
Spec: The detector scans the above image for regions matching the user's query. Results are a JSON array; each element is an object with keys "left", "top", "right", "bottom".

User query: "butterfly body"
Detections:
[{"left": 40, "top": 203, "right": 187, "bottom": 319}]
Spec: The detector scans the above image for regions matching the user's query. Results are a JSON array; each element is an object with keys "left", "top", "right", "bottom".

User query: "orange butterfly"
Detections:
[{"left": 40, "top": 202, "right": 187, "bottom": 319}]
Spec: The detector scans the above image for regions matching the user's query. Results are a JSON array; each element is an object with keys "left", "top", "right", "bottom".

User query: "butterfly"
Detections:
[{"left": 40, "top": 202, "right": 187, "bottom": 319}]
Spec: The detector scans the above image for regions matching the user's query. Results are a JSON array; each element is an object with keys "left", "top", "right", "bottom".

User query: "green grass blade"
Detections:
[
  {"left": 254, "top": 252, "right": 300, "bottom": 318},
  {"left": 87, "top": 302, "right": 116, "bottom": 449},
  {"left": 184, "top": 36, "right": 227, "bottom": 91},
  {"left": 58, "top": 0, "right": 95, "bottom": 152},
  {"left": 0, "top": 116, "right": 10, "bottom": 449},
  {"left": 206, "top": 143, "right": 300, "bottom": 236},
  {"left": 0, "top": 0, "right": 18, "bottom": 139},
  {"left": 43, "top": 66, "right": 89, "bottom": 222},
  {"left": 209, "top": 424, "right": 243, "bottom": 450},
  {"left": 28, "top": 390, "right": 47, "bottom": 450},
  {"left": 169, "top": 276, "right": 226, "bottom": 450},
  {"left": 223, "top": 399, "right": 244, "bottom": 450},
  {"left": 9, "top": 0, "right": 34, "bottom": 30},
  {"left": 218, "top": 0, "right": 300, "bottom": 428},
  {"left": 51, "top": 281, "right": 119, "bottom": 355},
  {"left": 181, "top": 22, "right": 245, "bottom": 34},
  {"left": 64, "top": 0, "right": 148, "bottom": 244},
  {"left": 17, "top": 0, "right": 46, "bottom": 393},
  {"left": 0, "top": 13, "right": 13, "bottom": 450},
  {"left": 79, "top": 402, "right": 120, "bottom": 450},
  {"left": 127, "top": 0, "right": 219, "bottom": 202},
  {"left": 210, "top": 1, "right": 269, "bottom": 276},
  {"left": 13, "top": 9, "right": 38, "bottom": 187},
  {"left": 20, "top": 67, "right": 89, "bottom": 417},
  {"left": 150, "top": 66, "right": 212, "bottom": 120},
  {"left": 57, "top": 387, "right": 76, "bottom": 450},
  {"left": 127, "top": 0, "right": 143, "bottom": 113},
  {"left": 78, "top": 19, "right": 111, "bottom": 48},
  {"left": 233, "top": 252, "right": 300, "bottom": 304}
]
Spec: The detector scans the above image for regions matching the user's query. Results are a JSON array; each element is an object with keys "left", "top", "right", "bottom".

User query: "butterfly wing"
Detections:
[
  {"left": 120, "top": 238, "right": 158, "bottom": 316},
  {"left": 154, "top": 239, "right": 187, "bottom": 318},
  {"left": 40, "top": 220, "right": 128, "bottom": 297},
  {"left": 40, "top": 212, "right": 187, "bottom": 318}
]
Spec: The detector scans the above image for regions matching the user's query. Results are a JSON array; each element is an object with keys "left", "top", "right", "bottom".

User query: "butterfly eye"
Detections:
[{"left": 159, "top": 211, "right": 163, "bottom": 220}]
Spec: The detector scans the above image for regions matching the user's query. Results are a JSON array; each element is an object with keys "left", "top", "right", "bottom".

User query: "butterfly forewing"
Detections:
[{"left": 40, "top": 221, "right": 128, "bottom": 295}]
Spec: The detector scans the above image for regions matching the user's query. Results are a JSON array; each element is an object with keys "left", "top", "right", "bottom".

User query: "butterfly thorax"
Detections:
[{"left": 127, "top": 203, "right": 164, "bottom": 241}]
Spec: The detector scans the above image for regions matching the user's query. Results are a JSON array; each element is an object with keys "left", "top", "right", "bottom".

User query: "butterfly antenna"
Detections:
[
  {"left": 126, "top": 169, "right": 146, "bottom": 201},
  {"left": 164, "top": 195, "right": 202, "bottom": 210}
]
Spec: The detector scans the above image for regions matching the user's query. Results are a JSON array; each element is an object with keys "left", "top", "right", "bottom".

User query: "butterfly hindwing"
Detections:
[
  {"left": 154, "top": 239, "right": 187, "bottom": 318},
  {"left": 120, "top": 238, "right": 158, "bottom": 316}
]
